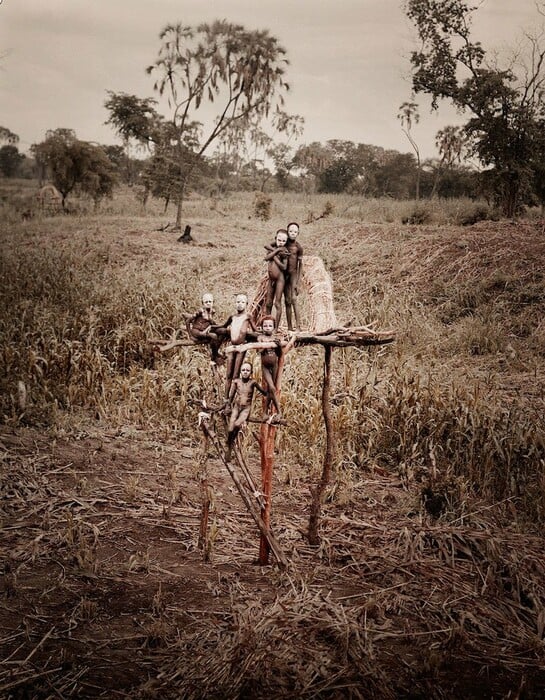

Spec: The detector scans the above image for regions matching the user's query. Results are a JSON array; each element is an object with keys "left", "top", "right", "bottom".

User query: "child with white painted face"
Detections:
[
  {"left": 217, "top": 293, "right": 258, "bottom": 397},
  {"left": 225, "top": 362, "right": 266, "bottom": 460},
  {"left": 284, "top": 222, "right": 303, "bottom": 331},
  {"left": 185, "top": 292, "right": 223, "bottom": 363},
  {"left": 264, "top": 229, "right": 289, "bottom": 327},
  {"left": 257, "top": 315, "right": 282, "bottom": 418}
]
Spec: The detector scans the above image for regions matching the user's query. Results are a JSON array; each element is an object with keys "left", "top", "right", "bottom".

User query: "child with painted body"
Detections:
[
  {"left": 225, "top": 362, "right": 266, "bottom": 460},
  {"left": 264, "top": 229, "right": 289, "bottom": 328},
  {"left": 185, "top": 292, "right": 223, "bottom": 363},
  {"left": 217, "top": 294, "right": 258, "bottom": 397},
  {"left": 284, "top": 222, "right": 303, "bottom": 331},
  {"left": 257, "top": 315, "right": 283, "bottom": 418}
]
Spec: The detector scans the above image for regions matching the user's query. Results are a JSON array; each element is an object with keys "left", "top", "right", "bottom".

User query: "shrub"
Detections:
[
  {"left": 456, "top": 203, "right": 497, "bottom": 226},
  {"left": 253, "top": 192, "right": 272, "bottom": 221},
  {"left": 401, "top": 204, "right": 432, "bottom": 225}
]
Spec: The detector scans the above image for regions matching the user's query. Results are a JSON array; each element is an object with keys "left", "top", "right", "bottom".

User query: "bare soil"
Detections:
[{"left": 2, "top": 422, "right": 545, "bottom": 699}]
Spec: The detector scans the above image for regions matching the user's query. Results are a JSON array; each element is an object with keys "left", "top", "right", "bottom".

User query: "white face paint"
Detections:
[
  {"left": 262, "top": 319, "right": 275, "bottom": 335},
  {"left": 240, "top": 364, "right": 252, "bottom": 378},
  {"left": 287, "top": 224, "right": 299, "bottom": 241},
  {"left": 276, "top": 232, "right": 288, "bottom": 247},
  {"left": 235, "top": 294, "right": 247, "bottom": 312},
  {"left": 202, "top": 293, "right": 214, "bottom": 311}
]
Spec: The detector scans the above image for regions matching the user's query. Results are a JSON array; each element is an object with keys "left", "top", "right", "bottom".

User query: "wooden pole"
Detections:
[
  {"left": 308, "top": 345, "right": 336, "bottom": 545},
  {"left": 197, "top": 430, "right": 212, "bottom": 560},
  {"left": 258, "top": 349, "right": 287, "bottom": 565}
]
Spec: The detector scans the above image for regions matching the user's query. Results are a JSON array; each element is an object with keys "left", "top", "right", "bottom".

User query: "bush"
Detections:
[
  {"left": 253, "top": 192, "right": 272, "bottom": 221},
  {"left": 456, "top": 203, "right": 497, "bottom": 226},
  {"left": 401, "top": 204, "right": 432, "bottom": 225}
]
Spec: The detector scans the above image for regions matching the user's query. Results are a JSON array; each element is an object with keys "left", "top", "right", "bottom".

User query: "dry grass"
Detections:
[{"left": 1, "top": 185, "right": 545, "bottom": 696}]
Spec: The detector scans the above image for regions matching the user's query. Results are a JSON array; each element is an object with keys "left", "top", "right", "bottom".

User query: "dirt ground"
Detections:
[{"left": 2, "top": 421, "right": 545, "bottom": 699}]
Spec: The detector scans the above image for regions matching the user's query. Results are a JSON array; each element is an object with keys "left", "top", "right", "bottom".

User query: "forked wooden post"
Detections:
[
  {"left": 258, "top": 350, "right": 287, "bottom": 565},
  {"left": 308, "top": 345, "right": 335, "bottom": 545}
]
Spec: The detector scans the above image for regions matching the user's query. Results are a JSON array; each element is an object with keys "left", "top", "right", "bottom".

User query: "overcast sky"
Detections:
[{"left": 1, "top": 0, "right": 542, "bottom": 159}]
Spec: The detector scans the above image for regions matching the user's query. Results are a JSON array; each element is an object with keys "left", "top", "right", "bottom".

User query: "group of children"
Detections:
[
  {"left": 185, "top": 221, "right": 303, "bottom": 460},
  {"left": 264, "top": 221, "right": 303, "bottom": 332}
]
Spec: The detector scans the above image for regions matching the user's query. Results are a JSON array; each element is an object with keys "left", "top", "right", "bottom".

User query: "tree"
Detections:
[
  {"left": 406, "top": 0, "right": 545, "bottom": 216},
  {"left": 398, "top": 101, "right": 422, "bottom": 199},
  {"left": 31, "top": 129, "right": 117, "bottom": 209},
  {"left": 212, "top": 110, "right": 304, "bottom": 192},
  {"left": 427, "top": 125, "right": 468, "bottom": 197},
  {"left": 318, "top": 158, "right": 359, "bottom": 193},
  {"left": 373, "top": 151, "right": 419, "bottom": 198},
  {"left": 106, "top": 21, "right": 290, "bottom": 229},
  {"left": 0, "top": 126, "right": 19, "bottom": 145},
  {"left": 104, "top": 92, "right": 162, "bottom": 185},
  {"left": 293, "top": 140, "right": 387, "bottom": 195},
  {"left": 0, "top": 145, "right": 24, "bottom": 177}
]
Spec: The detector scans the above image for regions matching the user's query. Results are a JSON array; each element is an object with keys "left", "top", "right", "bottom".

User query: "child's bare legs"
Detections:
[
  {"left": 225, "top": 352, "right": 246, "bottom": 398},
  {"left": 273, "top": 276, "right": 285, "bottom": 328},
  {"left": 262, "top": 366, "right": 281, "bottom": 417},
  {"left": 226, "top": 405, "right": 250, "bottom": 460},
  {"left": 284, "top": 278, "right": 301, "bottom": 331}
]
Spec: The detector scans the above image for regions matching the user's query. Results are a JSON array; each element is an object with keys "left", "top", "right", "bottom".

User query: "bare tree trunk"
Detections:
[
  {"left": 308, "top": 346, "right": 336, "bottom": 545},
  {"left": 174, "top": 180, "right": 186, "bottom": 230}
]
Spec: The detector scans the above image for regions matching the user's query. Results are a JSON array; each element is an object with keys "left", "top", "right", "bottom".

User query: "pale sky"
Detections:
[{"left": 1, "top": 0, "right": 542, "bottom": 159}]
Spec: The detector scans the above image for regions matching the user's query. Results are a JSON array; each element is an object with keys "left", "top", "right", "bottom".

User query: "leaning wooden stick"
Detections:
[
  {"left": 199, "top": 414, "right": 288, "bottom": 568},
  {"left": 151, "top": 339, "right": 194, "bottom": 352}
]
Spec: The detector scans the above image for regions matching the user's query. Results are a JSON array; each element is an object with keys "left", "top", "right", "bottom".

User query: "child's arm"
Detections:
[
  {"left": 295, "top": 243, "right": 304, "bottom": 290},
  {"left": 253, "top": 380, "right": 268, "bottom": 397},
  {"left": 274, "top": 252, "right": 288, "bottom": 271}
]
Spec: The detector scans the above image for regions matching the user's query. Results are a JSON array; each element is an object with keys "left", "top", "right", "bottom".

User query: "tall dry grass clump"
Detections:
[{"left": 0, "top": 234, "right": 203, "bottom": 433}]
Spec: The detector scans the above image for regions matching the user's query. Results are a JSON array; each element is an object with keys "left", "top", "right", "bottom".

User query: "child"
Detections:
[
  {"left": 284, "top": 222, "right": 303, "bottom": 331},
  {"left": 217, "top": 293, "right": 258, "bottom": 397},
  {"left": 185, "top": 292, "right": 223, "bottom": 364},
  {"left": 257, "top": 315, "right": 283, "bottom": 418},
  {"left": 225, "top": 362, "right": 266, "bottom": 461},
  {"left": 264, "top": 229, "right": 289, "bottom": 327}
]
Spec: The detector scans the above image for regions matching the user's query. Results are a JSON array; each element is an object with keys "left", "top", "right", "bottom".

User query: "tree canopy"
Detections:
[
  {"left": 31, "top": 129, "right": 117, "bottom": 208},
  {"left": 406, "top": 0, "right": 545, "bottom": 216},
  {"left": 0, "top": 126, "right": 19, "bottom": 145},
  {"left": 105, "top": 20, "right": 291, "bottom": 228},
  {"left": 0, "top": 145, "right": 25, "bottom": 177}
]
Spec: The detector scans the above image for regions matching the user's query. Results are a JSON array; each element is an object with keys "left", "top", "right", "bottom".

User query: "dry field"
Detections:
[{"left": 1, "top": 188, "right": 545, "bottom": 698}]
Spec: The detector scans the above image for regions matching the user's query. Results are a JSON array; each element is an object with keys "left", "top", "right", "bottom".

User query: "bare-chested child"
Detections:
[
  {"left": 185, "top": 292, "right": 223, "bottom": 364},
  {"left": 257, "top": 315, "right": 283, "bottom": 419},
  {"left": 284, "top": 222, "right": 303, "bottom": 331},
  {"left": 264, "top": 229, "right": 289, "bottom": 328},
  {"left": 217, "top": 293, "right": 258, "bottom": 397},
  {"left": 225, "top": 362, "right": 266, "bottom": 461}
]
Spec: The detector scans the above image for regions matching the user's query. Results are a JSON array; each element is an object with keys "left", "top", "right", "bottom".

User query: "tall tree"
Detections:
[
  {"left": 0, "top": 145, "right": 24, "bottom": 177},
  {"left": 398, "top": 101, "right": 422, "bottom": 199},
  {"left": 104, "top": 92, "right": 162, "bottom": 185},
  {"left": 106, "top": 20, "right": 289, "bottom": 229},
  {"left": 406, "top": 0, "right": 545, "bottom": 216},
  {"left": 428, "top": 125, "right": 468, "bottom": 197}
]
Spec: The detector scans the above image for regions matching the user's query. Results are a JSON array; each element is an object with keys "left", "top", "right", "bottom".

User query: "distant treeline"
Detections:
[{"left": 1, "top": 136, "right": 482, "bottom": 201}]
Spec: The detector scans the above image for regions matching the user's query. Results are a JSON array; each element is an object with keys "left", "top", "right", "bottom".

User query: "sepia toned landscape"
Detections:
[
  {"left": 1, "top": 185, "right": 545, "bottom": 698},
  {"left": 3, "top": 0, "right": 545, "bottom": 697}
]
